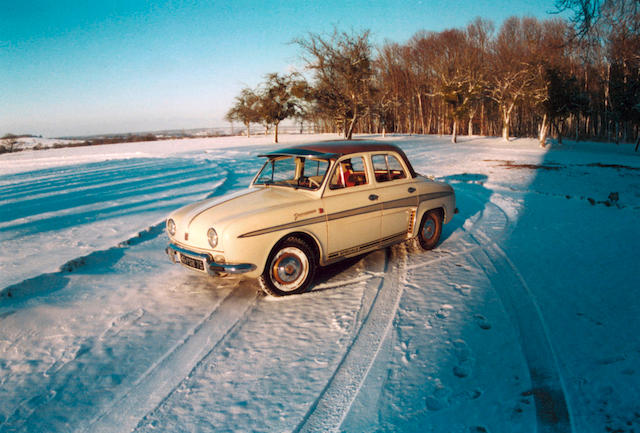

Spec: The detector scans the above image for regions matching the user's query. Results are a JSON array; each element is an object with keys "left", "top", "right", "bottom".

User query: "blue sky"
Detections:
[{"left": 1, "top": 0, "right": 564, "bottom": 137}]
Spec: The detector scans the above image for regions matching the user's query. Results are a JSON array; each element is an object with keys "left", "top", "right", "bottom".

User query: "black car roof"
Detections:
[{"left": 259, "top": 140, "right": 417, "bottom": 177}]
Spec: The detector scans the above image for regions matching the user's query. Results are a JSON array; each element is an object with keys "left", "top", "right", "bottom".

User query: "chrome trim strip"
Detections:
[
  {"left": 167, "top": 243, "right": 210, "bottom": 261},
  {"left": 418, "top": 191, "right": 453, "bottom": 202},
  {"left": 238, "top": 202, "right": 383, "bottom": 238},
  {"left": 382, "top": 196, "right": 417, "bottom": 210},
  {"left": 238, "top": 215, "right": 327, "bottom": 238},
  {"left": 237, "top": 190, "right": 453, "bottom": 239},
  {"left": 327, "top": 203, "right": 383, "bottom": 221},
  {"left": 166, "top": 243, "right": 256, "bottom": 275},
  {"left": 327, "top": 231, "right": 408, "bottom": 260},
  {"left": 209, "top": 262, "right": 256, "bottom": 274}
]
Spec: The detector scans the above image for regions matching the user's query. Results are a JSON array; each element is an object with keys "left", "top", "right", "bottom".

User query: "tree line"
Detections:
[{"left": 226, "top": 0, "right": 639, "bottom": 147}]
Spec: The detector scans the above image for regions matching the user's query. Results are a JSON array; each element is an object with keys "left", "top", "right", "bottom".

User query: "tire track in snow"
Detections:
[
  {"left": 294, "top": 247, "right": 407, "bottom": 433},
  {"left": 464, "top": 192, "right": 573, "bottom": 433},
  {"left": 295, "top": 186, "right": 490, "bottom": 432},
  {"left": 84, "top": 283, "right": 259, "bottom": 433}
]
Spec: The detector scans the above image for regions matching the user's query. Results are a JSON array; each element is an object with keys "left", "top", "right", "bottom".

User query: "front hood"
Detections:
[{"left": 169, "top": 186, "right": 315, "bottom": 250}]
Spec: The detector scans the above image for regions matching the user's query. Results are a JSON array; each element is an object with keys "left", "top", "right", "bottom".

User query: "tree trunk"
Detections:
[
  {"left": 346, "top": 103, "right": 358, "bottom": 140},
  {"left": 502, "top": 114, "right": 510, "bottom": 141},
  {"left": 501, "top": 104, "right": 513, "bottom": 142},
  {"left": 417, "top": 92, "right": 425, "bottom": 134},
  {"left": 346, "top": 115, "right": 357, "bottom": 140},
  {"left": 274, "top": 122, "right": 279, "bottom": 143},
  {"left": 468, "top": 115, "right": 474, "bottom": 136},
  {"left": 538, "top": 113, "right": 549, "bottom": 148},
  {"left": 451, "top": 118, "right": 458, "bottom": 143},
  {"left": 245, "top": 122, "right": 251, "bottom": 138},
  {"left": 554, "top": 121, "right": 563, "bottom": 145}
]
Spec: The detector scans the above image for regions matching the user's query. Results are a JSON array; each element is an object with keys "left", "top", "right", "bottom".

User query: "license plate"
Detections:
[{"left": 180, "top": 253, "right": 205, "bottom": 271}]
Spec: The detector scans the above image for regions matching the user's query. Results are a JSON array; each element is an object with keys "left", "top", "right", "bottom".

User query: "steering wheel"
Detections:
[{"left": 298, "top": 176, "right": 320, "bottom": 188}]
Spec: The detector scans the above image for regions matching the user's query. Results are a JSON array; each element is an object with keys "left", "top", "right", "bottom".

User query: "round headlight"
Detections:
[
  {"left": 167, "top": 218, "right": 176, "bottom": 236},
  {"left": 207, "top": 227, "right": 218, "bottom": 248}
]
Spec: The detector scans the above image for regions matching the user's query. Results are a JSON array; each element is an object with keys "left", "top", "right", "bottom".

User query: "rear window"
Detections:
[{"left": 372, "top": 154, "right": 407, "bottom": 182}]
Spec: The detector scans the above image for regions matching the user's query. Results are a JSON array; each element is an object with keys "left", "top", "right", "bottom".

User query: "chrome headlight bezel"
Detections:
[
  {"left": 167, "top": 218, "right": 176, "bottom": 236},
  {"left": 207, "top": 227, "right": 218, "bottom": 249}
]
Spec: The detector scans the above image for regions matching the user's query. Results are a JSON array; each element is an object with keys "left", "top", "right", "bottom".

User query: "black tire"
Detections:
[
  {"left": 417, "top": 209, "right": 443, "bottom": 250},
  {"left": 258, "top": 236, "right": 317, "bottom": 296}
]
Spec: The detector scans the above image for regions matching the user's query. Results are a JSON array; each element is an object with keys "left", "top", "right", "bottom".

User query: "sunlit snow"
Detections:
[{"left": 1, "top": 134, "right": 639, "bottom": 433}]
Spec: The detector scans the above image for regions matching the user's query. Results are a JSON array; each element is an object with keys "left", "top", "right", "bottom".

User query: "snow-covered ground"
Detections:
[{"left": 1, "top": 134, "right": 639, "bottom": 433}]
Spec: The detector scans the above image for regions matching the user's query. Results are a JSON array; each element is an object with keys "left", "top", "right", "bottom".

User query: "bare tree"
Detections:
[
  {"left": 376, "top": 41, "right": 413, "bottom": 135},
  {"left": 555, "top": 0, "right": 640, "bottom": 37},
  {"left": 0, "top": 134, "right": 19, "bottom": 153},
  {"left": 295, "top": 29, "right": 374, "bottom": 139},
  {"left": 225, "top": 88, "right": 260, "bottom": 137},
  {"left": 489, "top": 17, "right": 541, "bottom": 141},
  {"left": 256, "top": 73, "right": 304, "bottom": 143},
  {"left": 226, "top": 15, "right": 638, "bottom": 145}
]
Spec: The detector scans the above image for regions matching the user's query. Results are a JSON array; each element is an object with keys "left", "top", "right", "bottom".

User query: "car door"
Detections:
[
  {"left": 371, "top": 153, "right": 418, "bottom": 242},
  {"left": 321, "top": 155, "right": 382, "bottom": 261}
]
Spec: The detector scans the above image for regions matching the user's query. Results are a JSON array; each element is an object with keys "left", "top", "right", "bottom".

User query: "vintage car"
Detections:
[{"left": 165, "top": 140, "right": 455, "bottom": 296}]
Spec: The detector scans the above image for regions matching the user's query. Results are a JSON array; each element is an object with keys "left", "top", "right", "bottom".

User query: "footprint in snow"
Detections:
[
  {"left": 399, "top": 340, "right": 417, "bottom": 365},
  {"left": 435, "top": 304, "right": 454, "bottom": 319},
  {"left": 425, "top": 384, "right": 452, "bottom": 411},
  {"left": 451, "top": 282, "right": 472, "bottom": 296},
  {"left": 474, "top": 314, "right": 492, "bottom": 330},
  {"left": 452, "top": 339, "right": 474, "bottom": 379},
  {"left": 454, "top": 365, "right": 472, "bottom": 378},
  {"left": 426, "top": 384, "right": 484, "bottom": 411}
]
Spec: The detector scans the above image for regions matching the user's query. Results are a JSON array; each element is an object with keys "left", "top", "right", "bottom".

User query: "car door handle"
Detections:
[
  {"left": 369, "top": 194, "right": 379, "bottom": 201},
  {"left": 408, "top": 187, "right": 416, "bottom": 193}
]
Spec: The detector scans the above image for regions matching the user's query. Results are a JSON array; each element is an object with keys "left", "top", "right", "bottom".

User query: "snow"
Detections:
[{"left": 1, "top": 134, "right": 639, "bottom": 432}]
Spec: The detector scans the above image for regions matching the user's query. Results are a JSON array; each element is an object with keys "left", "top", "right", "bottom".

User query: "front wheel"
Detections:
[
  {"left": 417, "top": 209, "right": 443, "bottom": 250},
  {"left": 259, "top": 237, "right": 317, "bottom": 296}
]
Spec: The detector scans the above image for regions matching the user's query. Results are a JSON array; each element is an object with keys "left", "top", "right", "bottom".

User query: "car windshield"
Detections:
[{"left": 254, "top": 156, "right": 330, "bottom": 191}]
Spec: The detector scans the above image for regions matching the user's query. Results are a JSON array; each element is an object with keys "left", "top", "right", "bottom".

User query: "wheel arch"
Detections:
[
  {"left": 269, "top": 230, "right": 322, "bottom": 266},
  {"left": 415, "top": 204, "right": 446, "bottom": 235}
]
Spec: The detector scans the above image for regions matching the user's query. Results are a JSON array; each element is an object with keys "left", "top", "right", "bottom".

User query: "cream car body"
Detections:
[{"left": 165, "top": 141, "right": 455, "bottom": 296}]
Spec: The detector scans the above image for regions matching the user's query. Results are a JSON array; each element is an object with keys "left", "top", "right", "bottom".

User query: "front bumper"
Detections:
[{"left": 166, "top": 243, "right": 256, "bottom": 275}]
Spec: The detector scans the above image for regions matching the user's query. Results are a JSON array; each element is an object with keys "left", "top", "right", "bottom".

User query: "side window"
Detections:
[
  {"left": 372, "top": 154, "right": 406, "bottom": 183},
  {"left": 329, "top": 157, "right": 368, "bottom": 189},
  {"left": 372, "top": 154, "right": 389, "bottom": 182},
  {"left": 387, "top": 154, "right": 407, "bottom": 180}
]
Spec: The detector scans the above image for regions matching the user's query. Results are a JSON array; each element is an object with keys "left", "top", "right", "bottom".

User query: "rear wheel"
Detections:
[
  {"left": 259, "top": 236, "right": 317, "bottom": 296},
  {"left": 417, "top": 209, "right": 443, "bottom": 250}
]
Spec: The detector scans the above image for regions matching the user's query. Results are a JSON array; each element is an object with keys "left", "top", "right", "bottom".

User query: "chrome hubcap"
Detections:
[
  {"left": 422, "top": 219, "right": 435, "bottom": 240},
  {"left": 277, "top": 256, "right": 302, "bottom": 283},
  {"left": 270, "top": 247, "right": 309, "bottom": 292}
]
